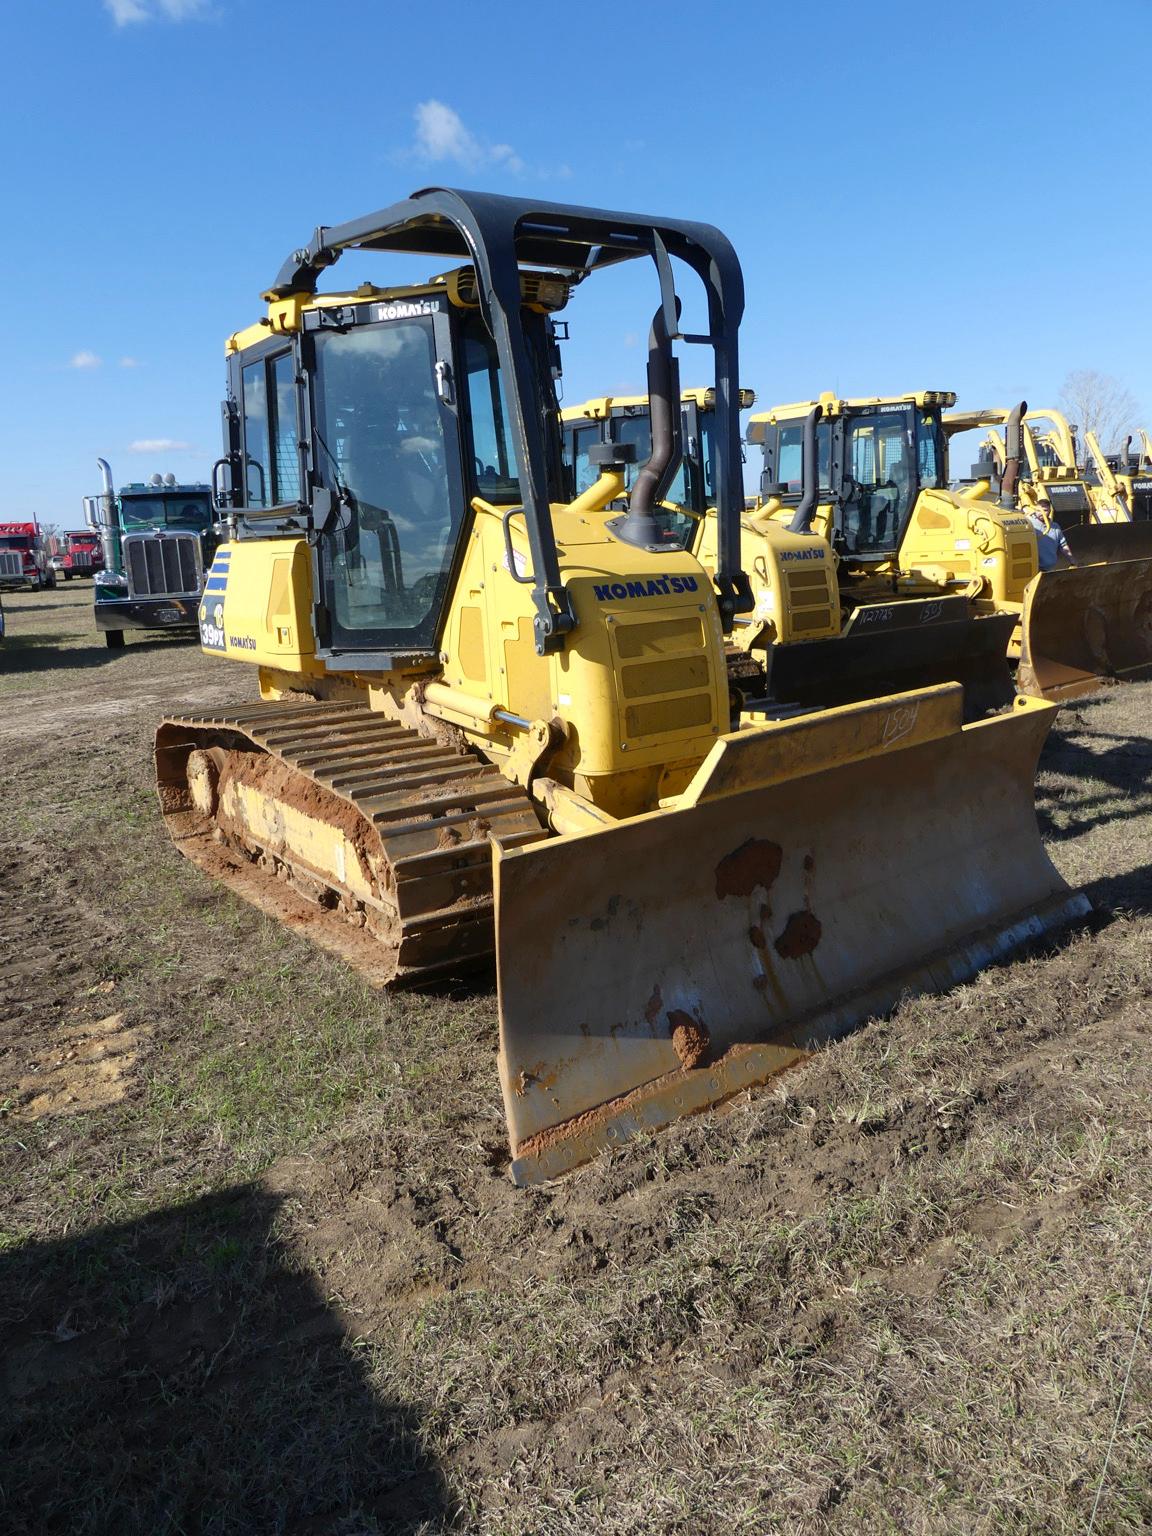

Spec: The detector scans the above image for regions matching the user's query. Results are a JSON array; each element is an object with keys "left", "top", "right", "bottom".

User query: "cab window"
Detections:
[
  {"left": 242, "top": 361, "right": 270, "bottom": 507},
  {"left": 462, "top": 317, "right": 522, "bottom": 505},
  {"left": 776, "top": 420, "right": 832, "bottom": 493},
  {"left": 842, "top": 408, "right": 913, "bottom": 556},
  {"left": 311, "top": 317, "right": 455, "bottom": 642},
  {"left": 271, "top": 351, "right": 300, "bottom": 503}
]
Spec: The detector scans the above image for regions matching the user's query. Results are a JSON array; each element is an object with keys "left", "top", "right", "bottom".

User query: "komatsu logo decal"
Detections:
[
  {"left": 592, "top": 575, "right": 699, "bottom": 601},
  {"left": 371, "top": 300, "right": 440, "bottom": 321},
  {"left": 779, "top": 548, "right": 825, "bottom": 562}
]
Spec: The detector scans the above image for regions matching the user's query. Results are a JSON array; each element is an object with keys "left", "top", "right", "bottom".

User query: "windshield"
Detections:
[
  {"left": 120, "top": 495, "right": 212, "bottom": 530},
  {"left": 840, "top": 405, "right": 929, "bottom": 556},
  {"left": 0, "top": 535, "right": 33, "bottom": 549},
  {"left": 311, "top": 315, "right": 456, "bottom": 641}
]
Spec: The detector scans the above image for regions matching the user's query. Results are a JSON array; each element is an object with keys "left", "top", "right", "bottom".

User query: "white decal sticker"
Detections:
[{"left": 370, "top": 299, "right": 441, "bottom": 321}]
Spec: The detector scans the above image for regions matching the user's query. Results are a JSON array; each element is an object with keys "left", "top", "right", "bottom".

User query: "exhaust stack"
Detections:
[
  {"left": 612, "top": 305, "right": 683, "bottom": 549},
  {"left": 999, "top": 402, "right": 1027, "bottom": 508},
  {"left": 96, "top": 458, "right": 120, "bottom": 573},
  {"left": 788, "top": 405, "right": 824, "bottom": 534}
]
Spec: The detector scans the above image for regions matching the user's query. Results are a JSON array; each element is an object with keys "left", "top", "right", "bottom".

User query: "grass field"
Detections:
[{"left": 2, "top": 583, "right": 1149, "bottom": 1535}]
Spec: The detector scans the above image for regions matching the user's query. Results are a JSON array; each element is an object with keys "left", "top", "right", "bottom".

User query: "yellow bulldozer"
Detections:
[
  {"left": 155, "top": 189, "right": 1087, "bottom": 1184},
  {"left": 564, "top": 389, "right": 1023, "bottom": 720},
  {"left": 950, "top": 404, "right": 1152, "bottom": 695},
  {"left": 566, "top": 389, "right": 1152, "bottom": 705}
]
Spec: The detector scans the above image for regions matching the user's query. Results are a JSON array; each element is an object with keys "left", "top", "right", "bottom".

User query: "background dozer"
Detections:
[
  {"left": 949, "top": 405, "right": 1152, "bottom": 697},
  {"left": 564, "top": 390, "right": 1018, "bottom": 720},
  {"left": 1084, "top": 428, "right": 1152, "bottom": 533},
  {"left": 155, "top": 189, "right": 1087, "bottom": 1184}
]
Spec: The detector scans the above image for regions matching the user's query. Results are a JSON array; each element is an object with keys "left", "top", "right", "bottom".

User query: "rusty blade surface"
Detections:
[
  {"left": 495, "top": 691, "right": 1089, "bottom": 1185},
  {"left": 1017, "top": 559, "right": 1152, "bottom": 700}
]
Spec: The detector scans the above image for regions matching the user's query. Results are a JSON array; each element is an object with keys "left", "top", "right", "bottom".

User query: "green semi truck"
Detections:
[{"left": 85, "top": 462, "right": 217, "bottom": 649}]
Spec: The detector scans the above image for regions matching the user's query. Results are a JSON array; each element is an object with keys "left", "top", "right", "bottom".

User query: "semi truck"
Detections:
[
  {"left": 0, "top": 522, "right": 56, "bottom": 592},
  {"left": 48, "top": 530, "right": 105, "bottom": 580},
  {"left": 84, "top": 463, "right": 216, "bottom": 649}
]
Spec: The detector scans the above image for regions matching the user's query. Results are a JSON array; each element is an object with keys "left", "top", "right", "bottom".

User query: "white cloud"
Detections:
[
  {"left": 127, "top": 438, "right": 193, "bottom": 453},
  {"left": 119, "top": 356, "right": 141, "bottom": 368},
  {"left": 408, "top": 100, "right": 527, "bottom": 176},
  {"left": 69, "top": 351, "right": 102, "bottom": 370},
  {"left": 105, "top": 0, "right": 210, "bottom": 26}
]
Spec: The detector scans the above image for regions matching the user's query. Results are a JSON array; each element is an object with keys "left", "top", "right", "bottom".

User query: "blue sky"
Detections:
[{"left": 5, "top": 0, "right": 1149, "bottom": 521}]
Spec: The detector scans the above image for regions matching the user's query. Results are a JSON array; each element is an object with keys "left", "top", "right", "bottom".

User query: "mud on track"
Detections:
[{"left": 1, "top": 583, "right": 1151, "bottom": 1534}]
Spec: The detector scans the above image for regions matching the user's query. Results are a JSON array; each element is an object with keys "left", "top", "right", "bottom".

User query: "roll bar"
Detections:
[{"left": 268, "top": 188, "right": 752, "bottom": 645}]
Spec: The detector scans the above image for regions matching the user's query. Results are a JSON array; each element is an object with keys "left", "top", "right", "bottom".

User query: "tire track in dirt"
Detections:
[{"left": 0, "top": 844, "right": 143, "bottom": 1118}]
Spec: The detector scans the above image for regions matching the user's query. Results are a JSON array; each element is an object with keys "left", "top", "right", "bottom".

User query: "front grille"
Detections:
[
  {"left": 124, "top": 534, "right": 202, "bottom": 598},
  {"left": 0, "top": 551, "right": 22, "bottom": 579},
  {"left": 70, "top": 550, "right": 93, "bottom": 569}
]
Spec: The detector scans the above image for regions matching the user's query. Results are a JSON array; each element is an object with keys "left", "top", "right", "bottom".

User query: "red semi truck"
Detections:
[
  {"left": 48, "top": 530, "right": 105, "bottom": 580},
  {"left": 0, "top": 523, "right": 55, "bottom": 592}
]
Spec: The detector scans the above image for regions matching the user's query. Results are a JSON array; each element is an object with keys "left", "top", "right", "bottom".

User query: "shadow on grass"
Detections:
[
  {"left": 1037, "top": 696, "right": 1152, "bottom": 849},
  {"left": 0, "top": 1184, "right": 449, "bottom": 1535},
  {"left": 1, "top": 633, "right": 198, "bottom": 673}
]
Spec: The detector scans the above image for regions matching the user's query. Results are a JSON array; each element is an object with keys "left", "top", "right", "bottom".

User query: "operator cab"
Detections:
[
  {"left": 755, "top": 393, "right": 952, "bottom": 560},
  {"left": 223, "top": 271, "right": 569, "bottom": 658}
]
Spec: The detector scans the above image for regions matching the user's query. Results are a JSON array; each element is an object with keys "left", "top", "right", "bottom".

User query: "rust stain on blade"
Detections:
[
  {"left": 715, "top": 838, "right": 783, "bottom": 899},
  {"left": 774, "top": 910, "right": 823, "bottom": 959}
]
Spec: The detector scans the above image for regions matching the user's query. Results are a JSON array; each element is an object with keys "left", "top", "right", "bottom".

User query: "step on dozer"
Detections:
[{"left": 157, "top": 189, "right": 1089, "bottom": 1183}]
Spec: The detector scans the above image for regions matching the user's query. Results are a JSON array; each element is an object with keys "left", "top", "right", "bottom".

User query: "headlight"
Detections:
[{"left": 97, "top": 571, "right": 128, "bottom": 590}]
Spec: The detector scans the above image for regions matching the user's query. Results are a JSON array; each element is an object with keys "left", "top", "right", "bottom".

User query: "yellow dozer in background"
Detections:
[
  {"left": 1084, "top": 428, "right": 1152, "bottom": 534},
  {"left": 951, "top": 404, "right": 1152, "bottom": 696},
  {"left": 564, "top": 390, "right": 1020, "bottom": 721},
  {"left": 155, "top": 189, "right": 1087, "bottom": 1183}
]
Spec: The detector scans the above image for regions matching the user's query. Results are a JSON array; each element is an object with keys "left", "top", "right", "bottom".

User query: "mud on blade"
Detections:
[{"left": 495, "top": 686, "right": 1090, "bottom": 1185}]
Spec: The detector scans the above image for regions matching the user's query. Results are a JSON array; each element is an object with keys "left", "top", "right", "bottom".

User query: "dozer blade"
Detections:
[
  {"left": 1017, "top": 558, "right": 1152, "bottom": 700},
  {"left": 766, "top": 599, "right": 1016, "bottom": 722},
  {"left": 1064, "top": 521, "right": 1152, "bottom": 565},
  {"left": 495, "top": 685, "right": 1089, "bottom": 1185}
]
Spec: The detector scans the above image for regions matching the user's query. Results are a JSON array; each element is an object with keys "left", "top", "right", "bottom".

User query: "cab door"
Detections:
[{"left": 301, "top": 301, "right": 467, "bottom": 665}]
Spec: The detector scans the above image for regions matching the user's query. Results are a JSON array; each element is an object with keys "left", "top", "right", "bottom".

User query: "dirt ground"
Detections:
[{"left": 2, "top": 583, "right": 1150, "bottom": 1535}]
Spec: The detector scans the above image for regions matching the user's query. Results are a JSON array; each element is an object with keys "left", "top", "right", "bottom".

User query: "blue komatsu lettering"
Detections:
[{"left": 592, "top": 574, "right": 701, "bottom": 602}]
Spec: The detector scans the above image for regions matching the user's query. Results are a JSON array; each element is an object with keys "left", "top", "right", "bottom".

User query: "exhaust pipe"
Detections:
[
  {"left": 999, "top": 401, "right": 1027, "bottom": 508},
  {"left": 1120, "top": 435, "right": 1132, "bottom": 475},
  {"left": 788, "top": 405, "right": 824, "bottom": 533},
  {"left": 614, "top": 305, "right": 683, "bottom": 549},
  {"left": 96, "top": 458, "right": 120, "bottom": 573}
]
